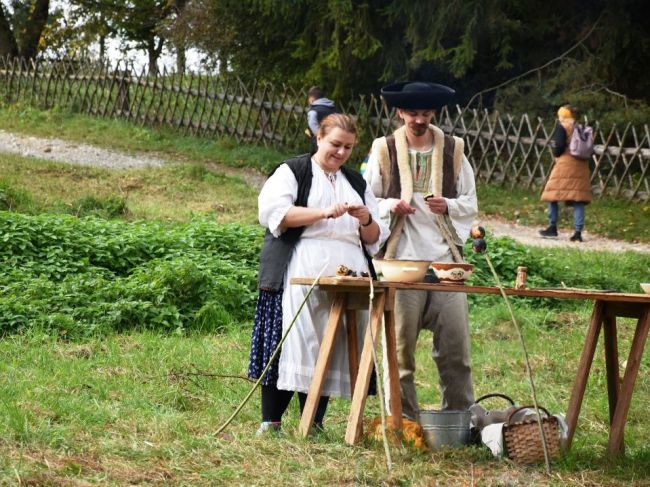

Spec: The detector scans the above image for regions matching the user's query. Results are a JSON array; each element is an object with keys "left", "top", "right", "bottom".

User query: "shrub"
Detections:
[{"left": 0, "top": 212, "right": 263, "bottom": 337}]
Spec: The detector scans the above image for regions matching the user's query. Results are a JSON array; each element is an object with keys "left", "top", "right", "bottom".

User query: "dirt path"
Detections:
[
  {"left": 1, "top": 129, "right": 648, "bottom": 254},
  {"left": 478, "top": 215, "right": 649, "bottom": 253}
]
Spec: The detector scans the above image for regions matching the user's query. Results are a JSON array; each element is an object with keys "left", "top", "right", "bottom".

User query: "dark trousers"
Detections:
[{"left": 261, "top": 384, "right": 329, "bottom": 427}]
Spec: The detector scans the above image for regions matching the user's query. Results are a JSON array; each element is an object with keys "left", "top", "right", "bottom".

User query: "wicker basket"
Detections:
[{"left": 503, "top": 405, "right": 560, "bottom": 464}]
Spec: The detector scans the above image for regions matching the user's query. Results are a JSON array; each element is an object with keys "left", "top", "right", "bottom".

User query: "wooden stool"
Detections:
[{"left": 298, "top": 286, "right": 403, "bottom": 444}]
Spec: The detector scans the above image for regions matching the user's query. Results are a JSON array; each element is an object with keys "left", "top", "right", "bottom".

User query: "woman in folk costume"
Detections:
[
  {"left": 539, "top": 104, "right": 592, "bottom": 242},
  {"left": 248, "top": 113, "right": 389, "bottom": 434}
]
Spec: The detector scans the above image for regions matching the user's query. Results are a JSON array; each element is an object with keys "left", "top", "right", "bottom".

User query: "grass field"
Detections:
[
  {"left": 1, "top": 105, "right": 649, "bottom": 485},
  {"left": 2, "top": 307, "right": 649, "bottom": 485}
]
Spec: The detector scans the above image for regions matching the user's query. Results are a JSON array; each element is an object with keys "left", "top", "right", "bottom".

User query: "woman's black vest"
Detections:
[{"left": 258, "top": 154, "right": 374, "bottom": 290}]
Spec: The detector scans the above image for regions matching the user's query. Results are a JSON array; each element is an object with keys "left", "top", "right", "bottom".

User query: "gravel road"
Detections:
[
  {"left": 0, "top": 130, "right": 166, "bottom": 169},
  {"left": 1, "top": 129, "right": 648, "bottom": 254}
]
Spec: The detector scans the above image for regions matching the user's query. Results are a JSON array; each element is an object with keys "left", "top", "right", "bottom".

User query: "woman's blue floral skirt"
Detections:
[{"left": 247, "top": 289, "right": 283, "bottom": 387}]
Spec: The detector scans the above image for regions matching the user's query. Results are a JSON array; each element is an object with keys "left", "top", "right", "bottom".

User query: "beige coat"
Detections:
[{"left": 541, "top": 120, "right": 592, "bottom": 203}]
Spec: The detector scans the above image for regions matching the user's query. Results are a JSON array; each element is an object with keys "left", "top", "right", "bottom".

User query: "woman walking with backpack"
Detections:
[{"left": 539, "top": 104, "right": 593, "bottom": 242}]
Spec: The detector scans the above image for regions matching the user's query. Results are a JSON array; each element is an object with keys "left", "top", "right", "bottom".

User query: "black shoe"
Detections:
[
  {"left": 539, "top": 225, "right": 558, "bottom": 238},
  {"left": 570, "top": 231, "right": 583, "bottom": 242}
]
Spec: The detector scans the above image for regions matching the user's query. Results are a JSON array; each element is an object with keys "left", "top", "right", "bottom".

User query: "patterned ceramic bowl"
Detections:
[
  {"left": 430, "top": 262, "right": 474, "bottom": 284},
  {"left": 641, "top": 283, "right": 650, "bottom": 294}
]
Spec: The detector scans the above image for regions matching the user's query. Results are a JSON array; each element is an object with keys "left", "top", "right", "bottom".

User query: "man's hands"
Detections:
[
  {"left": 424, "top": 195, "right": 447, "bottom": 214},
  {"left": 391, "top": 199, "right": 416, "bottom": 216},
  {"left": 390, "top": 196, "right": 447, "bottom": 215}
]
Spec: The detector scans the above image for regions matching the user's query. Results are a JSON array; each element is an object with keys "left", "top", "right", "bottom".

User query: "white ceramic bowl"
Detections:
[
  {"left": 641, "top": 283, "right": 650, "bottom": 294},
  {"left": 431, "top": 262, "right": 474, "bottom": 284},
  {"left": 377, "top": 259, "right": 431, "bottom": 283}
]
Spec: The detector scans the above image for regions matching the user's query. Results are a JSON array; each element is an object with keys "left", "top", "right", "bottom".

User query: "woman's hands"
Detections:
[
  {"left": 322, "top": 202, "right": 350, "bottom": 220},
  {"left": 318, "top": 202, "right": 379, "bottom": 244},
  {"left": 323, "top": 203, "right": 370, "bottom": 226},
  {"left": 346, "top": 204, "right": 371, "bottom": 226}
]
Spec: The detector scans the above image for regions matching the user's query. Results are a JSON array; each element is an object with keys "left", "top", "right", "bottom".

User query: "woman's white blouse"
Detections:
[{"left": 258, "top": 160, "right": 389, "bottom": 256}]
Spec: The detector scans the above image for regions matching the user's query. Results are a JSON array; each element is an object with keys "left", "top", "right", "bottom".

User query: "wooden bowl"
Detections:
[
  {"left": 431, "top": 262, "right": 474, "bottom": 284},
  {"left": 377, "top": 259, "right": 431, "bottom": 283}
]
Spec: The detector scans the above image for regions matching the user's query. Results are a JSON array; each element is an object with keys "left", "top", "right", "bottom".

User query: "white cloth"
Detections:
[
  {"left": 258, "top": 160, "right": 389, "bottom": 397},
  {"left": 364, "top": 150, "right": 478, "bottom": 262},
  {"left": 480, "top": 412, "right": 569, "bottom": 458}
]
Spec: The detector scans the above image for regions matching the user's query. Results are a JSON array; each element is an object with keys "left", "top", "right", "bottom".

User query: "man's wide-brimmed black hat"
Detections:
[{"left": 381, "top": 81, "right": 455, "bottom": 110}]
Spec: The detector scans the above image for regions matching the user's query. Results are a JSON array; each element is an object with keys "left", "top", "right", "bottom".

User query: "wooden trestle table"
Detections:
[{"left": 290, "top": 276, "right": 650, "bottom": 455}]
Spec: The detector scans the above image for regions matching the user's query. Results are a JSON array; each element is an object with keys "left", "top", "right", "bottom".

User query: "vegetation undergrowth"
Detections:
[
  {"left": 2, "top": 207, "right": 648, "bottom": 336},
  {"left": 0, "top": 212, "right": 262, "bottom": 337}
]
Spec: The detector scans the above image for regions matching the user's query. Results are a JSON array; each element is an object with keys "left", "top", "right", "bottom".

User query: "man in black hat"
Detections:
[{"left": 363, "top": 81, "right": 478, "bottom": 419}]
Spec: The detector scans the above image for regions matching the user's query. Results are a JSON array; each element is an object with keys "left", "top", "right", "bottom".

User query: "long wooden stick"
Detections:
[
  {"left": 365, "top": 277, "right": 393, "bottom": 471},
  {"left": 483, "top": 253, "right": 552, "bottom": 474},
  {"left": 215, "top": 263, "right": 328, "bottom": 435}
]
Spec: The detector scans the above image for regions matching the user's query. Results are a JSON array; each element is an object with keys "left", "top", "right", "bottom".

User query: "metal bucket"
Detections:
[{"left": 419, "top": 409, "right": 472, "bottom": 450}]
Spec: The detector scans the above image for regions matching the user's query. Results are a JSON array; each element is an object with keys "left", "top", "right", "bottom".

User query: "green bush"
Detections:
[
  {"left": 464, "top": 233, "right": 650, "bottom": 307},
  {"left": 0, "top": 212, "right": 263, "bottom": 337}
]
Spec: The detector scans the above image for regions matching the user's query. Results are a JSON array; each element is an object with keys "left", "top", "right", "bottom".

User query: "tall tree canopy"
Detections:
[
  {"left": 0, "top": 0, "right": 50, "bottom": 60},
  {"left": 3, "top": 0, "right": 649, "bottom": 121},
  {"left": 170, "top": 0, "right": 650, "bottom": 119}
]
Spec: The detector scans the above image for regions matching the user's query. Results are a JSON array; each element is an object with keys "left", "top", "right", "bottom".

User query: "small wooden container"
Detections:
[{"left": 515, "top": 266, "right": 527, "bottom": 289}]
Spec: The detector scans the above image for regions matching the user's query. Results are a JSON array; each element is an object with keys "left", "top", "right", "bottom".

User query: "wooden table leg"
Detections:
[
  {"left": 346, "top": 309, "right": 359, "bottom": 394},
  {"left": 345, "top": 291, "right": 385, "bottom": 445},
  {"left": 603, "top": 313, "right": 619, "bottom": 425},
  {"left": 383, "top": 288, "right": 402, "bottom": 431},
  {"left": 607, "top": 306, "right": 650, "bottom": 456},
  {"left": 565, "top": 300, "right": 605, "bottom": 449},
  {"left": 299, "top": 293, "right": 346, "bottom": 437}
]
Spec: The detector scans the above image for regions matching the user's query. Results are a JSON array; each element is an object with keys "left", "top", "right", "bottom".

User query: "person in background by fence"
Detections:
[
  {"left": 248, "top": 113, "right": 388, "bottom": 435},
  {"left": 363, "top": 81, "right": 478, "bottom": 420},
  {"left": 306, "top": 86, "right": 339, "bottom": 154},
  {"left": 539, "top": 105, "right": 592, "bottom": 242}
]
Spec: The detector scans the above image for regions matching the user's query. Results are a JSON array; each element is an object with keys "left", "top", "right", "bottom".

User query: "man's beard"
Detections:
[{"left": 409, "top": 123, "right": 428, "bottom": 136}]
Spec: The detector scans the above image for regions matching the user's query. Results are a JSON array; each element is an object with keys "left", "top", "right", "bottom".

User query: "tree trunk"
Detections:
[
  {"left": 99, "top": 35, "right": 106, "bottom": 62},
  {"left": 147, "top": 37, "right": 159, "bottom": 76},
  {"left": 0, "top": 5, "right": 19, "bottom": 58},
  {"left": 21, "top": 0, "right": 50, "bottom": 59},
  {"left": 147, "top": 36, "right": 164, "bottom": 76},
  {"left": 175, "top": 42, "right": 186, "bottom": 75}
]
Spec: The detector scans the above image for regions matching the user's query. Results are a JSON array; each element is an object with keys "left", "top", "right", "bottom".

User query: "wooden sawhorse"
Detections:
[
  {"left": 565, "top": 299, "right": 650, "bottom": 455},
  {"left": 295, "top": 281, "right": 403, "bottom": 444}
]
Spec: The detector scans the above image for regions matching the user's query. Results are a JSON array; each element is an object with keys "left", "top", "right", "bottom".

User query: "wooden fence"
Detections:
[{"left": 1, "top": 57, "right": 648, "bottom": 200}]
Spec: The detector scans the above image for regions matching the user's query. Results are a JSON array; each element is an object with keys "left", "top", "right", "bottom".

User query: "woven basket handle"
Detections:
[
  {"left": 475, "top": 393, "right": 515, "bottom": 406},
  {"left": 505, "top": 405, "right": 552, "bottom": 425}
]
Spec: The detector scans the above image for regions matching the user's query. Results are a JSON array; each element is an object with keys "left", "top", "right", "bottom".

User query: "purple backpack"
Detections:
[{"left": 569, "top": 123, "right": 594, "bottom": 159}]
